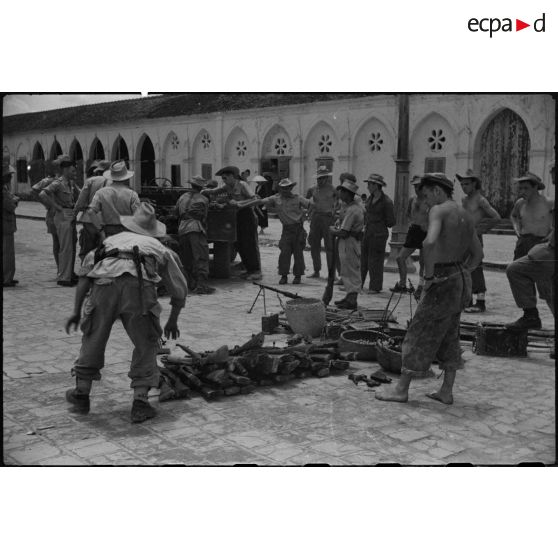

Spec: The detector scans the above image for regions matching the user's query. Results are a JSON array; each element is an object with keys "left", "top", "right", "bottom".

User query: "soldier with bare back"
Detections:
[
  {"left": 510, "top": 172, "right": 553, "bottom": 260},
  {"left": 375, "top": 173, "right": 483, "bottom": 405},
  {"left": 458, "top": 170, "right": 501, "bottom": 313}
]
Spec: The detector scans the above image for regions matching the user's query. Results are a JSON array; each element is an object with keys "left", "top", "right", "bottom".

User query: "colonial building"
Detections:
[{"left": 3, "top": 93, "right": 555, "bottom": 217}]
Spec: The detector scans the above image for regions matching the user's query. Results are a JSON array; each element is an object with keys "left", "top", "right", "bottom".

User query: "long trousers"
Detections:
[
  {"left": 72, "top": 275, "right": 162, "bottom": 389},
  {"left": 179, "top": 231, "right": 210, "bottom": 289},
  {"left": 3, "top": 232, "right": 16, "bottom": 283},
  {"left": 308, "top": 213, "right": 333, "bottom": 273},
  {"left": 514, "top": 234, "right": 546, "bottom": 260},
  {"left": 278, "top": 223, "right": 306, "bottom": 276},
  {"left": 471, "top": 234, "right": 486, "bottom": 294},
  {"left": 53, "top": 209, "right": 76, "bottom": 282},
  {"left": 506, "top": 248, "right": 554, "bottom": 315},
  {"left": 402, "top": 263, "right": 471, "bottom": 374},
  {"left": 361, "top": 232, "right": 388, "bottom": 291},
  {"left": 338, "top": 236, "right": 361, "bottom": 294},
  {"left": 50, "top": 229, "right": 60, "bottom": 267},
  {"left": 236, "top": 207, "right": 260, "bottom": 273}
]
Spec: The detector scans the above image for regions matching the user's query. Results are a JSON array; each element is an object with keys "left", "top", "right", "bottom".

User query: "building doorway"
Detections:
[
  {"left": 171, "top": 164, "right": 181, "bottom": 187},
  {"left": 29, "top": 142, "right": 46, "bottom": 185},
  {"left": 112, "top": 136, "right": 130, "bottom": 167},
  {"left": 477, "top": 109, "right": 530, "bottom": 218},
  {"left": 260, "top": 157, "right": 290, "bottom": 189},
  {"left": 69, "top": 139, "right": 84, "bottom": 187},
  {"left": 139, "top": 135, "right": 156, "bottom": 187}
]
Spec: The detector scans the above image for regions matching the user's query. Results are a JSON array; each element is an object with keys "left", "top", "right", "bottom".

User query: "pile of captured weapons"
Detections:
[{"left": 157, "top": 332, "right": 354, "bottom": 402}]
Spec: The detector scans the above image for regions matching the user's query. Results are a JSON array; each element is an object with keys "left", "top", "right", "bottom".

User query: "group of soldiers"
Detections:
[{"left": 2, "top": 155, "right": 554, "bottom": 422}]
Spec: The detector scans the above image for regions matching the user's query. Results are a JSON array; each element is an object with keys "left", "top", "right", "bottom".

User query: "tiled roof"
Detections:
[{"left": 3, "top": 93, "right": 375, "bottom": 135}]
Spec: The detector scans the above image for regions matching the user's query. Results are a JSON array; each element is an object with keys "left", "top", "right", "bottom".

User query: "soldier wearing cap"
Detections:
[
  {"left": 176, "top": 175, "right": 215, "bottom": 294},
  {"left": 84, "top": 160, "right": 141, "bottom": 240},
  {"left": 329, "top": 178, "right": 364, "bottom": 310},
  {"left": 361, "top": 173, "right": 395, "bottom": 293},
  {"left": 39, "top": 155, "right": 80, "bottom": 286},
  {"left": 505, "top": 164, "right": 555, "bottom": 337},
  {"left": 74, "top": 160, "right": 110, "bottom": 261},
  {"left": 389, "top": 175, "right": 430, "bottom": 297},
  {"left": 3, "top": 162, "right": 19, "bottom": 287},
  {"left": 238, "top": 178, "right": 311, "bottom": 285},
  {"left": 456, "top": 169, "right": 501, "bottom": 313},
  {"left": 510, "top": 171, "right": 553, "bottom": 260},
  {"left": 305, "top": 165, "right": 337, "bottom": 278},
  {"left": 64, "top": 202, "right": 188, "bottom": 423},
  {"left": 202, "top": 166, "right": 262, "bottom": 281},
  {"left": 376, "top": 173, "right": 483, "bottom": 405}
]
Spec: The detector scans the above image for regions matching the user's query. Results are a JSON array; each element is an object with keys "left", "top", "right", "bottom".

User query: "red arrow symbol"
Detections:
[{"left": 516, "top": 19, "right": 530, "bottom": 31}]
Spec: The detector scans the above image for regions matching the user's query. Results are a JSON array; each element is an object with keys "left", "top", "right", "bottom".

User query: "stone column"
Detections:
[{"left": 385, "top": 94, "right": 414, "bottom": 273}]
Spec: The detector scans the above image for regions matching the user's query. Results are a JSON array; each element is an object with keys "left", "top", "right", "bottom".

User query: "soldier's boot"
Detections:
[
  {"left": 335, "top": 292, "right": 358, "bottom": 310},
  {"left": 65, "top": 377, "right": 92, "bottom": 415},
  {"left": 506, "top": 308, "right": 542, "bottom": 330}
]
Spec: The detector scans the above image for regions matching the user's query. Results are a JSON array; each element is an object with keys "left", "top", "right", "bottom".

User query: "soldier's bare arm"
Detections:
[
  {"left": 476, "top": 196, "right": 501, "bottom": 234},
  {"left": 421, "top": 205, "right": 444, "bottom": 279},
  {"left": 510, "top": 199, "right": 523, "bottom": 236}
]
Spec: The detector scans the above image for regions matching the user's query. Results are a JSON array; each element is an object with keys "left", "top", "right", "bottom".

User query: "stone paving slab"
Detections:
[{"left": 2, "top": 217, "right": 555, "bottom": 466}]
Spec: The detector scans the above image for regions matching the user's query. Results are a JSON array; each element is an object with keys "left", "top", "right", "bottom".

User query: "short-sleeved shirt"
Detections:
[
  {"left": 340, "top": 201, "right": 364, "bottom": 234},
  {"left": 88, "top": 184, "right": 141, "bottom": 226},
  {"left": 306, "top": 184, "right": 336, "bottom": 215},
  {"left": 78, "top": 231, "right": 188, "bottom": 309},
  {"left": 262, "top": 193, "right": 311, "bottom": 225},
  {"left": 44, "top": 177, "right": 78, "bottom": 209},
  {"left": 74, "top": 176, "right": 107, "bottom": 213},
  {"left": 176, "top": 191, "right": 209, "bottom": 235}
]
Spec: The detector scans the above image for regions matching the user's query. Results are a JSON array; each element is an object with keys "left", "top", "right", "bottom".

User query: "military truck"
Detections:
[{"left": 140, "top": 179, "right": 236, "bottom": 278}]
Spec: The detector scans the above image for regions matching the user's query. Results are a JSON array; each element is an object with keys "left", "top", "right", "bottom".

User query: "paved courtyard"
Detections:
[{"left": 2, "top": 205, "right": 555, "bottom": 465}]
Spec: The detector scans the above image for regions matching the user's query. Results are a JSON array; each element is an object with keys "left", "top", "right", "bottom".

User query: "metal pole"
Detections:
[{"left": 384, "top": 94, "right": 415, "bottom": 272}]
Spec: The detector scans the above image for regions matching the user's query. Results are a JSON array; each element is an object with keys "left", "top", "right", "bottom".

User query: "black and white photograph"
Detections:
[
  {"left": 1, "top": 2, "right": 556, "bottom": 557},
  {"left": 3, "top": 92, "right": 555, "bottom": 465}
]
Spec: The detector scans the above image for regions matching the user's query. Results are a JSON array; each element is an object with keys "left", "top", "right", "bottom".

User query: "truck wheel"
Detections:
[{"left": 211, "top": 242, "right": 231, "bottom": 278}]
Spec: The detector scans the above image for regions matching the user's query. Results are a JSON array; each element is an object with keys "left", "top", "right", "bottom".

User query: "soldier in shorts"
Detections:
[{"left": 390, "top": 175, "right": 429, "bottom": 297}]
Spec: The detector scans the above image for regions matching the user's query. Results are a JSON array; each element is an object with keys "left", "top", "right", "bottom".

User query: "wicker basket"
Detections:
[
  {"left": 339, "top": 330, "right": 387, "bottom": 361},
  {"left": 375, "top": 342, "right": 402, "bottom": 373},
  {"left": 284, "top": 298, "right": 326, "bottom": 338}
]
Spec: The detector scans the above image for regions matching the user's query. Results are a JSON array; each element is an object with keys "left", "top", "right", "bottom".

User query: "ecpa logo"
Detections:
[{"left": 468, "top": 13, "right": 546, "bottom": 37}]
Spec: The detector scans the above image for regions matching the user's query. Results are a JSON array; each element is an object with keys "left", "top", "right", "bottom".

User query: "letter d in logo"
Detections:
[{"left": 534, "top": 13, "right": 546, "bottom": 32}]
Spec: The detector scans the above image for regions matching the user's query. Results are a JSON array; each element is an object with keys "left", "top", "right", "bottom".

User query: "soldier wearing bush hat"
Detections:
[
  {"left": 74, "top": 161, "right": 112, "bottom": 261},
  {"left": 204, "top": 165, "right": 261, "bottom": 280},
  {"left": 510, "top": 170, "right": 553, "bottom": 261},
  {"left": 361, "top": 173, "right": 395, "bottom": 293},
  {"left": 329, "top": 178, "right": 364, "bottom": 310},
  {"left": 234, "top": 177, "right": 312, "bottom": 285},
  {"left": 306, "top": 165, "right": 337, "bottom": 278}
]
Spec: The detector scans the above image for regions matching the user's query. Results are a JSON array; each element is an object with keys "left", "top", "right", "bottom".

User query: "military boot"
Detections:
[{"left": 335, "top": 292, "right": 358, "bottom": 310}]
